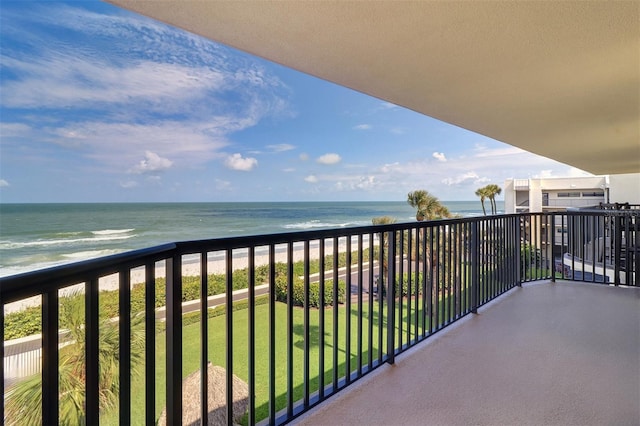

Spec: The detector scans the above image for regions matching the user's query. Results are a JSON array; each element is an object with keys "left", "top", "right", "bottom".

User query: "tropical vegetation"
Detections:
[
  {"left": 406, "top": 189, "right": 451, "bottom": 221},
  {"left": 475, "top": 184, "right": 502, "bottom": 215},
  {"left": 4, "top": 294, "right": 147, "bottom": 425}
]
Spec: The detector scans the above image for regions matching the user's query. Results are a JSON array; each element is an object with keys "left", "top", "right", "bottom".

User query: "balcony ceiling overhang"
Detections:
[{"left": 107, "top": 1, "right": 640, "bottom": 175}]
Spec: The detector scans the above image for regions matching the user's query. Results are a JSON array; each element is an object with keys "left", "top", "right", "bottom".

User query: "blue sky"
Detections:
[{"left": 0, "top": 1, "right": 592, "bottom": 203}]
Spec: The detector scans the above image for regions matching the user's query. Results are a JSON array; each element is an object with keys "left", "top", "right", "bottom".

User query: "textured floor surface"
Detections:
[{"left": 293, "top": 281, "right": 640, "bottom": 426}]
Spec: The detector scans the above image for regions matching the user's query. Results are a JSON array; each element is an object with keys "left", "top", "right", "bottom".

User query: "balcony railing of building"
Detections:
[{"left": 1, "top": 211, "right": 638, "bottom": 425}]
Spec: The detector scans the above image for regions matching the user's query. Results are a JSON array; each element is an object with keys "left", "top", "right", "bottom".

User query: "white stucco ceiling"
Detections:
[{"left": 107, "top": 1, "right": 640, "bottom": 175}]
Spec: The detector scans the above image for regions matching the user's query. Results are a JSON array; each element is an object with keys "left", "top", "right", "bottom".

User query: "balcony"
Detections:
[{"left": 2, "top": 211, "right": 638, "bottom": 425}]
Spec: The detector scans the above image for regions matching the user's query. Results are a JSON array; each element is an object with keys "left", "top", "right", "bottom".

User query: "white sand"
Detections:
[{"left": 3, "top": 239, "right": 367, "bottom": 314}]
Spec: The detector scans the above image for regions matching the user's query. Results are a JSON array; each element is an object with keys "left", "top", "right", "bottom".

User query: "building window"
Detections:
[
  {"left": 582, "top": 191, "right": 604, "bottom": 197},
  {"left": 557, "top": 192, "right": 581, "bottom": 197}
]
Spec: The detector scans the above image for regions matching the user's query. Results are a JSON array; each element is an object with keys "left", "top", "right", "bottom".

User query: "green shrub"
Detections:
[
  {"left": 4, "top": 306, "right": 42, "bottom": 340},
  {"left": 274, "top": 274, "right": 346, "bottom": 308}
]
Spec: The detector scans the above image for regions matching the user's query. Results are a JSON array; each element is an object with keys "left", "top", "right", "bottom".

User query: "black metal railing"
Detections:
[{"left": 1, "top": 211, "right": 637, "bottom": 425}]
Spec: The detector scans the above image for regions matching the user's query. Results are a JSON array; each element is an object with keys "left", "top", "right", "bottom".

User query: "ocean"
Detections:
[{"left": 0, "top": 201, "right": 501, "bottom": 277}]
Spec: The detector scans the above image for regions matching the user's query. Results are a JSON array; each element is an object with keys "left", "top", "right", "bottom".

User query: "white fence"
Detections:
[{"left": 4, "top": 335, "right": 42, "bottom": 388}]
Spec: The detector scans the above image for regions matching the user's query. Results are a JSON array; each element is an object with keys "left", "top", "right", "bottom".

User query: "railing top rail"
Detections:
[
  {"left": 0, "top": 243, "right": 177, "bottom": 304},
  {"left": 0, "top": 214, "right": 516, "bottom": 303},
  {"left": 3, "top": 210, "right": 635, "bottom": 304}
]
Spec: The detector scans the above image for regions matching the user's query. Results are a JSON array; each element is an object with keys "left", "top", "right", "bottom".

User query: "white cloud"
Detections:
[
  {"left": 225, "top": 153, "right": 257, "bottom": 171},
  {"left": 299, "top": 153, "right": 310, "bottom": 161},
  {"left": 304, "top": 175, "right": 318, "bottom": 183},
  {"left": 442, "top": 172, "right": 484, "bottom": 186},
  {"left": 433, "top": 152, "right": 447, "bottom": 162},
  {"left": 317, "top": 153, "right": 342, "bottom": 165},
  {"left": 0, "top": 179, "right": 10, "bottom": 187},
  {"left": 215, "top": 179, "right": 231, "bottom": 190},
  {"left": 267, "top": 143, "right": 295, "bottom": 152},
  {"left": 390, "top": 127, "right": 406, "bottom": 135},
  {"left": 353, "top": 124, "right": 371, "bottom": 130},
  {"left": 120, "top": 180, "right": 138, "bottom": 188},
  {"left": 282, "top": 168, "right": 296, "bottom": 172},
  {"left": 129, "top": 151, "right": 173, "bottom": 174}
]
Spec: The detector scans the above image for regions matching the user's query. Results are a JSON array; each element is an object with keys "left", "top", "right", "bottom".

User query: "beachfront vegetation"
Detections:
[
  {"left": 406, "top": 189, "right": 451, "bottom": 221},
  {"left": 4, "top": 294, "right": 148, "bottom": 425},
  {"left": 475, "top": 186, "right": 490, "bottom": 216},
  {"left": 3, "top": 250, "right": 370, "bottom": 341},
  {"left": 475, "top": 184, "right": 502, "bottom": 215}
]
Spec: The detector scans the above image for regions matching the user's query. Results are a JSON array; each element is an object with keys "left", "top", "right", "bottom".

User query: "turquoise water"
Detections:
[{"left": 0, "top": 201, "right": 501, "bottom": 276}]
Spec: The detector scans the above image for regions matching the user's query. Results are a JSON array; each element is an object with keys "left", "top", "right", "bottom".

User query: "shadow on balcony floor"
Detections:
[{"left": 293, "top": 281, "right": 640, "bottom": 426}]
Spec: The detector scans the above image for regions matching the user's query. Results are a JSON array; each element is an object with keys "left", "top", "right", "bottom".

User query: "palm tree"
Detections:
[
  {"left": 5, "top": 293, "right": 147, "bottom": 425},
  {"left": 485, "top": 184, "right": 502, "bottom": 215},
  {"left": 475, "top": 186, "right": 490, "bottom": 216},
  {"left": 407, "top": 190, "right": 451, "bottom": 221}
]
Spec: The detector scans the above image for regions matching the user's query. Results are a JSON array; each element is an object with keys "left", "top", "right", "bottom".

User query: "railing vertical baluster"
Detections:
[
  {"left": 85, "top": 277, "right": 99, "bottom": 425},
  {"left": 406, "top": 229, "right": 412, "bottom": 344},
  {"left": 120, "top": 269, "right": 132, "bottom": 424},
  {"left": 428, "top": 226, "right": 434, "bottom": 333},
  {"left": 414, "top": 228, "right": 420, "bottom": 340},
  {"left": 624, "top": 215, "right": 632, "bottom": 285},
  {"left": 145, "top": 262, "right": 156, "bottom": 426},
  {"left": 405, "top": 230, "right": 412, "bottom": 345},
  {"left": 225, "top": 250, "right": 234, "bottom": 425},
  {"left": 435, "top": 226, "right": 441, "bottom": 328},
  {"left": 425, "top": 226, "right": 432, "bottom": 335},
  {"left": 0, "top": 291, "right": 4, "bottom": 425},
  {"left": 397, "top": 230, "right": 404, "bottom": 349},
  {"left": 367, "top": 232, "right": 374, "bottom": 371},
  {"left": 471, "top": 221, "right": 479, "bottom": 314},
  {"left": 318, "top": 239, "right": 325, "bottom": 399},
  {"left": 248, "top": 247, "right": 256, "bottom": 424},
  {"left": 386, "top": 230, "right": 396, "bottom": 364},
  {"left": 448, "top": 223, "right": 453, "bottom": 322},
  {"left": 286, "top": 242, "right": 294, "bottom": 417},
  {"left": 268, "top": 244, "right": 276, "bottom": 423},
  {"left": 42, "top": 288, "right": 59, "bottom": 424},
  {"left": 166, "top": 254, "right": 183, "bottom": 426},
  {"left": 357, "top": 235, "right": 363, "bottom": 377},
  {"left": 516, "top": 217, "right": 521, "bottom": 285},
  {"left": 200, "top": 253, "right": 209, "bottom": 425},
  {"left": 345, "top": 237, "right": 351, "bottom": 383},
  {"left": 303, "top": 241, "right": 310, "bottom": 407},
  {"left": 377, "top": 232, "right": 384, "bottom": 363},
  {"left": 634, "top": 216, "right": 639, "bottom": 287},
  {"left": 332, "top": 238, "right": 339, "bottom": 389},
  {"left": 550, "top": 215, "right": 556, "bottom": 283},
  {"left": 516, "top": 216, "right": 520, "bottom": 286}
]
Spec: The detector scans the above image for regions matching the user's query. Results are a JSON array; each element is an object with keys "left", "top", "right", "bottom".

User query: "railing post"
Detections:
[
  {"left": 386, "top": 230, "right": 396, "bottom": 365},
  {"left": 516, "top": 216, "right": 523, "bottom": 286},
  {"left": 166, "top": 253, "right": 182, "bottom": 426},
  {"left": 471, "top": 221, "right": 479, "bottom": 314},
  {"left": 41, "top": 289, "right": 59, "bottom": 425},
  {"left": 550, "top": 214, "right": 556, "bottom": 283},
  {"left": 614, "top": 215, "right": 622, "bottom": 286}
]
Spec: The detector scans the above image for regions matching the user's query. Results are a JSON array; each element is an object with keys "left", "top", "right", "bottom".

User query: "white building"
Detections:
[
  {"left": 504, "top": 173, "right": 640, "bottom": 214},
  {"left": 505, "top": 173, "right": 640, "bottom": 266}
]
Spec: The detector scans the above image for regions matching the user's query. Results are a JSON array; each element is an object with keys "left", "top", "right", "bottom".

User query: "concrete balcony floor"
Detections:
[{"left": 293, "top": 281, "right": 640, "bottom": 426}]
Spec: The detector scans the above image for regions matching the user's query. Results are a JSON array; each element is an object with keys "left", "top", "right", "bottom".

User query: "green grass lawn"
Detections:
[
  {"left": 101, "top": 277, "right": 511, "bottom": 425},
  {"left": 102, "top": 300, "right": 396, "bottom": 425}
]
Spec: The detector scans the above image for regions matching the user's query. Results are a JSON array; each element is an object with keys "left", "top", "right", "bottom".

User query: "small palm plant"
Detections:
[{"left": 5, "top": 292, "right": 147, "bottom": 425}]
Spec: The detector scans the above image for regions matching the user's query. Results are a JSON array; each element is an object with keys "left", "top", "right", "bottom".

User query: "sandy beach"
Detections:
[{"left": 4, "top": 239, "right": 364, "bottom": 314}]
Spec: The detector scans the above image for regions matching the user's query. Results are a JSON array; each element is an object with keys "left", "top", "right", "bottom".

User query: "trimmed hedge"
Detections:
[
  {"left": 4, "top": 249, "right": 367, "bottom": 340},
  {"left": 274, "top": 274, "right": 346, "bottom": 308}
]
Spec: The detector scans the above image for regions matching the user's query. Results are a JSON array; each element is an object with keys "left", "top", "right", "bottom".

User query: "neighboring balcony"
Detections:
[{"left": 2, "top": 211, "right": 638, "bottom": 425}]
